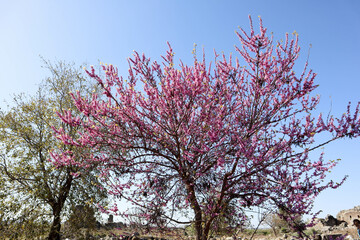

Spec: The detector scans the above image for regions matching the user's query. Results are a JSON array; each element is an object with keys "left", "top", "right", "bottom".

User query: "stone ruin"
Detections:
[
  {"left": 337, "top": 206, "right": 360, "bottom": 225},
  {"left": 102, "top": 214, "right": 127, "bottom": 229},
  {"left": 320, "top": 215, "right": 347, "bottom": 228},
  {"left": 309, "top": 206, "right": 360, "bottom": 240}
]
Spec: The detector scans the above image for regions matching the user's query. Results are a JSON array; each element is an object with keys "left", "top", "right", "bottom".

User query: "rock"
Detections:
[
  {"left": 338, "top": 222, "right": 348, "bottom": 228},
  {"left": 313, "top": 234, "right": 322, "bottom": 240},
  {"left": 321, "top": 234, "right": 343, "bottom": 240},
  {"left": 321, "top": 215, "right": 339, "bottom": 227}
]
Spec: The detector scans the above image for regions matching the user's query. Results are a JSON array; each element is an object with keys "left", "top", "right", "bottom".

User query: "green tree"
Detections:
[
  {"left": 211, "top": 201, "right": 248, "bottom": 236},
  {"left": 63, "top": 204, "right": 99, "bottom": 239},
  {"left": 0, "top": 60, "right": 107, "bottom": 240},
  {"left": 263, "top": 207, "right": 304, "bottom": 236}
]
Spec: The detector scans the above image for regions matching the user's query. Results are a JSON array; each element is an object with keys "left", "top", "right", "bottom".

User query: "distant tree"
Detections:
[
  {"left": 52, "top": 17, "right": 360, "bottom": 240},
  {"left": 63, "top": 204, "right": 98, "bottom": 239},
  {"left": 207, "top": 200, "right": 248, "bottom": 236},
  {"left": 263, "top": 212, "right": 283, "bottom": 236},
  {"left": 263, "top": 208, "right": 303, "bottom": 236},
  {"left": 0, "top": 60, "right": 107, "bottom": 240}
]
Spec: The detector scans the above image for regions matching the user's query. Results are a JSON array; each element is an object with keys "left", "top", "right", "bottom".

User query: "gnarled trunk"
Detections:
[
  {"left": 47, "top": 173, "right": 73, "bottom": 240},
  {"left": 47, "top": 206, "right": 62, "bottom": 240}
]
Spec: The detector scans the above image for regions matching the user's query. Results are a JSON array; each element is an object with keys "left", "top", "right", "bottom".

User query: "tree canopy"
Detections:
[
  {"left": 52, "top": 17, "right": 360, "bottom": 240},
  {"left": 0, "top": 60, "right": 107, "bottom": 240}
]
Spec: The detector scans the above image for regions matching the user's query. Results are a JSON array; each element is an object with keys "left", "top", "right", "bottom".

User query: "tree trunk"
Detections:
[
  {"left": 47, "top": 173, "right": 73, "bottom": 240},
  {"left": 203, "top": 220, "right": 212, "bottom": 240},
  {"left": 186, "top": 182, "right": 205, "bottom": 240},
  {"left": 194, "top": 208, "right": 203, "bottom": 240},
  {"left": 47, "top": 205, "right": 62, "bottom": 240}
]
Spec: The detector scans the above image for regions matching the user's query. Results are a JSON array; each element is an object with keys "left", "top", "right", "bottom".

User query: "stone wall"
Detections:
[{"left": 336, "top": 206, "right": 360, "bottom": 224}]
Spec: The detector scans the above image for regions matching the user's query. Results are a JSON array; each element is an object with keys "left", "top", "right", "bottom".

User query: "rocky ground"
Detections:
[
  {"left": 59, "top": 214, "right": 359, "bottom": 240},
  {"left": 61, "top": 228, "right": 358, "bottom": 240}
]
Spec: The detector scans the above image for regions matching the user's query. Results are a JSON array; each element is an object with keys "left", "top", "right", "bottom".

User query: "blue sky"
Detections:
[{"left": 1, "top": 0, "right": 359, "bottom": 221}]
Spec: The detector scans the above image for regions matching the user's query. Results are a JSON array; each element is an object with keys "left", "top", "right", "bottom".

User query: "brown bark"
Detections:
[
  {"left": 47, "top": 206, "right": 62, "bottom": 240},
  {"left": 47, "top": 173, "right": 73, "bottom": 240},
  {"left": 186, "top": 182, "right": 204, "bottom": 240}
]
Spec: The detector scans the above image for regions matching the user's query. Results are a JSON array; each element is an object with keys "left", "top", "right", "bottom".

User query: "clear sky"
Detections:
[{"left": 1, "top": 0, "right": 359, "bottom": 222}]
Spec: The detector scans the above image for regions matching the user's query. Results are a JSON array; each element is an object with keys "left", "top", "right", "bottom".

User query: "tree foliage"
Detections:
[
  {"left": 263, "top": 207, "right": 303, "bottom": 236},
  {"left": 62, "top": 204, "right": 98, "bottom": 239},
  {"left": 52, "top": 17, "right": 360, "bottom": 240},
  {"left": 0, "top": 60, "right": 107, "bottom": 240}
]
